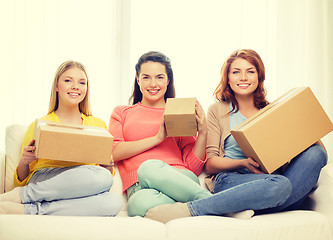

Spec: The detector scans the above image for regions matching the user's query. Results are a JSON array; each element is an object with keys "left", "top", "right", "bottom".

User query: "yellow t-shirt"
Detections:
[{"left": 14, "top": 112, "right": 115, "bottom": 187}]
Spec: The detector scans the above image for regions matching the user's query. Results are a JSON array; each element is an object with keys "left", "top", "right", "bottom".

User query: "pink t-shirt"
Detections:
[{"left": 109, "top": 103, "right": 206, "bottom": 192}]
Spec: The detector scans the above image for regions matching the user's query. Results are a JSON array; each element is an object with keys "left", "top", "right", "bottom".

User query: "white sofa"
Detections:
[{"left": 1, "top": 124, "right": 333, "bottom": 240}]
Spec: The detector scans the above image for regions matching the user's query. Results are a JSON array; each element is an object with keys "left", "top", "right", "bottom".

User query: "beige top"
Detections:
[
  {"left": 205, "top": 101, "right": 231, "bottom": 191},
  {"left": 207, "top": 101, "right": 231, "bottom": 159}
]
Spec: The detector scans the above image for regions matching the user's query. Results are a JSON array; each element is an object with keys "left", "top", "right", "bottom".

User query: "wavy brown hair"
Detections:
[{"left": 213, "top": 49, "right": 269, "bottom": 114}]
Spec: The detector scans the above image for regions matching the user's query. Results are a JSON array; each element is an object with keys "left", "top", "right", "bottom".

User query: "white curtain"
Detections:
[
  {"left": 1, "top": 0, "right": 332, "bottom": 155},
  {"left": 0, "top": 0, "right": 123, "bottom": 149},
  {"left": 275, "top": 0, "right": 333, "bottom": 155}
]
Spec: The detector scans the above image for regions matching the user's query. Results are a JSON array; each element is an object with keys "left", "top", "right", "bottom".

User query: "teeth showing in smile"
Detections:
[
  {"left": 148, "top": 90, "right": 159, "bottom": 94},
  {"left": 68, "top": 93, "right": 80, "bottom": 96},
  {"left": 238, "top": 84, "right": 250, "bottom": 87}
]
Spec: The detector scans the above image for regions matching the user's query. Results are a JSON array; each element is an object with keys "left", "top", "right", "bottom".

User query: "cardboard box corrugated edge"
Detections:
[{"left": 33, "top": 119, "right": 42, "bottom": 158}]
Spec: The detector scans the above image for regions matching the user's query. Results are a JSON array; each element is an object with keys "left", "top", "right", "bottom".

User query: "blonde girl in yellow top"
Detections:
[{"left": 0, "top": 61, "right": 122, "bottom": 216}]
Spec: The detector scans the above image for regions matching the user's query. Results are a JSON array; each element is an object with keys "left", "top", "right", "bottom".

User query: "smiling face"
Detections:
[
  {"left": 56, "top": 67, "right": 87, "bottom": 109},
  {"left": 228, "top": 58, "right": 259, "bottom": 99},
  {"left": 137, "top": 61, "right": 169, "bottom": 107}
]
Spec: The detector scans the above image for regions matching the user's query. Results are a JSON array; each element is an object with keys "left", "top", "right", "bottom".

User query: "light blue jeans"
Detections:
[
  {"left": 21, "top": 165, "right": 123, "bottom": 216},
  {"left": 127, "top": 160, "right": 212, "bottom": 217},
  {"left": 188, "top": 144, "right": 327, "bottom": 216}
]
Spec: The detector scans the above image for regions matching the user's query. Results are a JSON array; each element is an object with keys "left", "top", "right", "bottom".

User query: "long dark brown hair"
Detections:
[{"left": 129, "top": 51, "right": 176, "bottom": 105}]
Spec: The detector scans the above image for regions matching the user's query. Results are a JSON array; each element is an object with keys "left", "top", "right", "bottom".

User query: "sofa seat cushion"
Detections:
[
  {"left": 166, "top": 211, "right": 332, "bottom": 240},
  {"left": 0, "top": 214, "right": 166, "bottom": 240}
]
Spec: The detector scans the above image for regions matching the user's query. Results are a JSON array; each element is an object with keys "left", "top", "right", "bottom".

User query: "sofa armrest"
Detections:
[
  {"left": 0, "top": 151, "right": 5, "bottom": 194},
  {"left": 309, "top": 161, "right": 333, "bottom": 230}
]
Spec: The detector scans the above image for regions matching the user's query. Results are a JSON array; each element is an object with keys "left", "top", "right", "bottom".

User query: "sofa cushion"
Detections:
[
  {"left": 166, "top": 211, "right": 332, "bottom": 240},
  {"left": 5, "top": 124, "right": 27, "bottom": 192},
  {"left": 308, "top": 163, "right": 333, "bottom": 230},
  {"left": 110, "top": 165, "right": 128, "bottom": 212},
  {"left": 0, "top": 214, "right": 166, "bottom": 240},
  {"left": 0, "top": 151, "right": 5, "bottom": 193}
]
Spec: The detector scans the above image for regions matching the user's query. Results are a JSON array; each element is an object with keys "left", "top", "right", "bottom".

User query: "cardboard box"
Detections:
[
  {"left": 164, "top": 98, "right": 197, "bottom": 137},
  {"left": 231, "top": 87, "right": 333, "bottom": 174},
  {"left": 33, "top": 120, "right": 114, "bottom": 165}
]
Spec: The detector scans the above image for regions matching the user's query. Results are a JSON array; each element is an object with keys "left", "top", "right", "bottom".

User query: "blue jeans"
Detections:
[
  {"left": 21, "top": 165, "right": 123, "bottom": 216},
  {"left": 188, "top": 144, "right": 327, "bottom": 216},
  {"left": 127, "top": 160, "right": 212, "bottom": 217}
]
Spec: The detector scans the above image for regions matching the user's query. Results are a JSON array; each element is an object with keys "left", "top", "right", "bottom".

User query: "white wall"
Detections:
[
  {"left": 129, "top": 0, "right": 277, "bottom": 111},
  {"left": 1, "top": 0, "right": 332, "bottom": 155}
]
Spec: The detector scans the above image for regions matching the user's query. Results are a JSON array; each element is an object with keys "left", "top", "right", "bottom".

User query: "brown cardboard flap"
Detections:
[
  {"left": 36, "top": 119, "right": 110, "bottom": 136},
  {"left": 37, "top": 120, "right": 85, "bottom": 130}
]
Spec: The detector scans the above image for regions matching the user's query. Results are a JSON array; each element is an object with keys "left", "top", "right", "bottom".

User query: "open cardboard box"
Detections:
[
  {"left": 164, "top": 98, "right": 197, "bottom": 137},
  {"left": 33, "top": 120, "right": 114, "bottom": 165},
  {"left": 231, "top": 87, "right": 333, "bottom": 173}
]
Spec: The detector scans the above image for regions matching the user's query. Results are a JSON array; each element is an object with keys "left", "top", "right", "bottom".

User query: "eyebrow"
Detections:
[
  {"left": 64, "top": 76, "right": 87, "bottom": 81},
  {"left": 232, "top": 67, "right": 256, "bottom": 70},
  {"left": 141, "top": 73, "right": 166, "bottom": 77}
]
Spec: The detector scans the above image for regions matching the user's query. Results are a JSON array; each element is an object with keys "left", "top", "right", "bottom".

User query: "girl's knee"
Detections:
[
  {"left": 295, "top": 144, "right": 328, "bottom": 170},
  {"left": 138, "top": 160, "right": 165, "bottom": 177},
  {"left": 127, "top": 189, "right": 154, "bottom": 217},
  {"left": 137, "top": 160, "right": 166, "bottom": 186},
  {"left": 265, "top": 175, "right": 292, "bottom": 204},
  {"left": 86, "top": 166, "right": 114, "bottom": 190},
  {"left": 308, "top": 144, "right": 328, "bottom": 167},
  {"left": 104, "top": 192, "right": 123, "bottom": 216},
  {"left": 127, "top": 189, "right": 173, "bottom": 217}
]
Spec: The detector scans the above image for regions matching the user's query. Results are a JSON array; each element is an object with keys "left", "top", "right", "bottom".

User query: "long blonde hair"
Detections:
[{"left": 48, "top": 60, "right": 92, "bottom": 116}]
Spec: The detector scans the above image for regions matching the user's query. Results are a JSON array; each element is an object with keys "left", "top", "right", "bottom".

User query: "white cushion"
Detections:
[
  {"left": 166, "top": 211, "right": 332, "bottom": 240},
  {"left": 0, "top": 151, "right": 5, "bottom": 193},
  {"left": 5, "top": 124, "right": 27, "bottom": 192},
  {"left": 309, "top": 163, "right": 333, "bottom": 229},
  {"left": 0, "top": 214, "right": 166, "bottom": 240},
  {"left": 110, "top": 165, "right": 128, "bottom": 212}
]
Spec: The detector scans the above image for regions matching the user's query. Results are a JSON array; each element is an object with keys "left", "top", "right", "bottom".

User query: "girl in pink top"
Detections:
[{"left": 109, "top": 51, "right": 212, "bottom": 217}]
